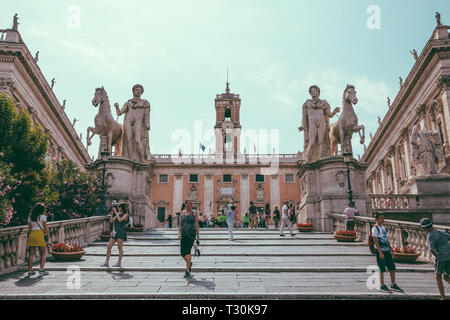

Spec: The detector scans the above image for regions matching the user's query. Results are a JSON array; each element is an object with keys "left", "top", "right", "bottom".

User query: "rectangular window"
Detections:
[
  {"left": 255, "top": 174, "right": 265, "bottom": 183},
  {"left": 159, "top": 174, "right": 168, "bottom": 183},
  {"left": 223, "top": 174, "right": 232, "bottom": 182},
  {"left": 189, "top": 174, "right": 198, "bottom": 182},
  {"left": 284, "top": 174, "right": 295, "bottom": 183}
]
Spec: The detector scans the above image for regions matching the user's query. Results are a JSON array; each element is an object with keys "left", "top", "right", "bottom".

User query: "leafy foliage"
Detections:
[
  {"left": 0, "top": 93, "right": 49, "bottom": 225},
  {"left": 38, "top": 160, "right": 99, "bottom": 221}
]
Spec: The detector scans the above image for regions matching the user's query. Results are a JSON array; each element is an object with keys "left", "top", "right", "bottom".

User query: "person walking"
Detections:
[
  {"left": 243, "top": 213, "right": 249, "bottom": 228},
  {"left": 249, "top": 201, "right": 257, "bottom": 229},
  {"left": 273, "top": 206, "right": 281, "bottom": 230},
  {"left": 344, "top": 201, "right": 359, "bottom": 231},
  {"left": 226, "top": 200, "right": 235, "bottom": 241},
  {"left": 101, "top": 202, "right": 129, "bottom": 268},
  {"left": 168, "top": 214, "right": 173, "bottom": 228},
  {"left": 280, "top": 200, "right": 295, "bottom": 237},
  {"left": 371, "top": 213, "right": 403, "bottom": 293},
  {"left": 420, "top": 218, "right": 450, "bottom": 300},
  {"left": 173, "top": 212, "right": 179, "bottom": 229},
  {"left": 179, "top": 199, "right": 200, "bottom": 278},
  {"left": 26, "top": 203, "right": 51, "bottom": 277},
  {"left": 264, "top": 203, "right": 271, "bottom": 229},
  {"left": 289, "top": 203, "right": 296, "bottom": 226}
]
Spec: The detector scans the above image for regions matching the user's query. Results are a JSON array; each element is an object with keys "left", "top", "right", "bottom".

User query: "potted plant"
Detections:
[
  {"left": 334, "top": 230, "right": 357, "bottom": 242},
  {"left": 99, "top": 229, "right": 111, "bottom": 241},
  {"left": 296, "top": 223, "right": 314, "bottom": 232},
  {"left": 50, "top": 243, "right": 85, "bottom": 261},
  {"left": 392, "top": 246, "right": 421, "bottom": 263}
]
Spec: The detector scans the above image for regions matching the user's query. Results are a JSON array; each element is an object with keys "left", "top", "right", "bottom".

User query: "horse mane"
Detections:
[
  {"left": 342, "top": 84, "right": 355, "bottom": 102},
  {"left": 95, "top": 87, "right": 109, "bottom": 101}
]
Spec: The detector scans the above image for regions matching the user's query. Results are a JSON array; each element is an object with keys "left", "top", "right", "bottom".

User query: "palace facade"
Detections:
[
  {"left": 363, "top": 23, "right": 450, "bottom": 195},
  {"left": 1, "top": 16, "right": 450, "bottom": 225}
]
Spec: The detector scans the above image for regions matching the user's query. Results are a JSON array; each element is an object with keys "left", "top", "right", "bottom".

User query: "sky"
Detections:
[{"left": 1, "top": 0, "right": 449, "bottom": 160}]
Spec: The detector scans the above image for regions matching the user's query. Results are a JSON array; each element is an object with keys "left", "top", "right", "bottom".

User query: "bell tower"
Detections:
[{"left": 214, "top": 80, "right": 241, "bottom": 155}]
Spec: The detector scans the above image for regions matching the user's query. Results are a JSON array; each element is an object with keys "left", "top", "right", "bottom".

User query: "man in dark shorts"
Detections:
[
  {"left": 249, "top": 201, "right": 257, "bottom": 229},
  {"left": 372, "top": 213, "right": 403, "bottom": 293},
  {"left": 420, "top": 218, "right": 450, "bottom": 300}
]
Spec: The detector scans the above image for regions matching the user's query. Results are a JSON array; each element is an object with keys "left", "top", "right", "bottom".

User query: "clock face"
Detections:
[{"left": 222, "top": 120, "right": 234, "bottom": 132}]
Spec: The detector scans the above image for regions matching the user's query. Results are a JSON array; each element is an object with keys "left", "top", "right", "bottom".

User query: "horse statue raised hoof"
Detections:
[
  {"left": 86, "top": 87, "right": 123, "bottom": 156},
  {"left": 330, "top": 84, "right": 365, "bottom": 156}
]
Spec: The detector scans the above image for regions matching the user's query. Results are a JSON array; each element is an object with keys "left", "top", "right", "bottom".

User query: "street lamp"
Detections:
[
  {"left": 343, "top": 151, "right": 353, "bottom": 205},
  {"left": 95, "top": 150, "right": 110, "bottom": 216}
]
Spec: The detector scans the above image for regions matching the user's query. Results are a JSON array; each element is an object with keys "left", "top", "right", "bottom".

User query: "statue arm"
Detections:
[
  {"left": 300, "top": 102, "right": 308, "bottom": 132},
  {"left": 115, "top": 102, "right": 128, "bottom": 116},
  {"left": 144, "top": 101, "right": 150, "bottom": 130}
]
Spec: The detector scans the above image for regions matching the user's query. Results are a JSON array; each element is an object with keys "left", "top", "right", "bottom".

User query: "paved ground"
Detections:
[{"left": 0, "top": 228, "right": 444, "bottom": 299}]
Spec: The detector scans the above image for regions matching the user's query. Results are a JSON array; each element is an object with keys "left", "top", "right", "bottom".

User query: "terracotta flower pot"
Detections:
[
  {"left": 297, "top": 226, "right": 314, "bottom": 232},
  {"left": 393, "top": 252, "right": 420, "bottom": 263},
  {"left": 334, "top": 234, "right": 357, "bottom": 242},
  {"left": 50, "top": 250, "right": 85, "bottom": 261}
]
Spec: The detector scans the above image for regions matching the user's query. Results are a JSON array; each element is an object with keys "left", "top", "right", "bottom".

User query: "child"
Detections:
[
  {"left": 371, "top": 213, "right": 403, "bottom": 293},
  {"left": 420, "top": 218, "right": 450, "bottom": 300}
]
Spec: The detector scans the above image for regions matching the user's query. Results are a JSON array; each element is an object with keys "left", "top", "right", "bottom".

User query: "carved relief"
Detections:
[
  {"left": 335, "top": 171, "right": 346, "bottom": 188},
  {"left": 0, "top": 77, "right": 16, "bottom": 93},
  {"left": 255, "top": 183, "right": 264, "bottom": 200},
  {"left": 188, "top": 184, "right": 198, "bottom": 200}
]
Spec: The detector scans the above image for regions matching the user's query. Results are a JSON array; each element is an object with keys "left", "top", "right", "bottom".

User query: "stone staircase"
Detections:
[{"left": 0, "top": 228, "right": 441, "bottom": 299}]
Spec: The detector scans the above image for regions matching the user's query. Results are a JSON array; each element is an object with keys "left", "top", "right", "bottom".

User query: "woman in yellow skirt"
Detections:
[{"left": 26, "top": 203, "right": 50, "bottom": 277}]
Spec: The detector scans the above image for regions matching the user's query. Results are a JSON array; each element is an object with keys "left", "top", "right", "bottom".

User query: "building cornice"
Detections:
[
  {"left": 362, "top": 30, "right": 450, "bottom": 165},
  {"left": 0, "top": 45, "right": 91, "bottom": 165}
]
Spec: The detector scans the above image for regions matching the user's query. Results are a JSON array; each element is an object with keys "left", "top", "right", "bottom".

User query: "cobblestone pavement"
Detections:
[{"left": 0, "top": 229, "right": 443, "bottom": 299}]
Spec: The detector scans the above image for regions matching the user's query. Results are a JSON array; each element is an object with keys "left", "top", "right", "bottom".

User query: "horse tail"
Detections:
[
  {"left": 330, "top": 122, "right": 338, "bottom": 156},
  {"left": 115, "top": 124, "right": 124, "bottom": 156}
]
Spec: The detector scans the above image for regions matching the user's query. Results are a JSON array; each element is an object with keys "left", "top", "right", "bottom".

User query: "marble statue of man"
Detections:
[
  {"left": 115, "top": 84, "right": 151, "bottom": 163},
  {"left": 299, "top": 85, "right": 340, "bottom": 161},
  {"left": 410, "top": 125, "right": 444, "bottom": 175}
]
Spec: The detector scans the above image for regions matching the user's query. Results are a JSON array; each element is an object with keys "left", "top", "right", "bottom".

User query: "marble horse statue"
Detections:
[
  {"left": 87, "top": 87, "right": 123, "bottom": 156},
  {"left": 330, "top": 85, "right": 365, "bottom": 156}
]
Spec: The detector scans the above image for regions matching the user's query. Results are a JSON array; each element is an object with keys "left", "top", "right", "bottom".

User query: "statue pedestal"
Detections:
[
  {"left": 409, "top": 174, "right": 450, "bottom": 225},
  {"left": 88, "top": 157, "right": 156, "bottom": 230},
  {"left": 297, "top": 156, "right": 372, "bottom": 232}
]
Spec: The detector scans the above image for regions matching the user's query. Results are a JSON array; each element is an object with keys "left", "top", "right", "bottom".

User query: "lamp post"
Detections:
[
  {"left": 343, "top": 151, "right": 353, "bottom": 205},
  {"left": 95, "top": 150, "right": 110, "bottom": 216}
]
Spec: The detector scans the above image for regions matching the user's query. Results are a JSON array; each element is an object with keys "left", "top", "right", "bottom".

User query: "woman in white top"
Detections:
[{"left": 26, "top": 203, "right": 50, "bottom": 277}]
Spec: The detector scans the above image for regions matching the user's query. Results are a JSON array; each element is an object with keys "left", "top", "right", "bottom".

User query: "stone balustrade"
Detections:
[
  {"left": 330, "top": 214, "right": 450, "bottom": 263},
  {"left": 151, "top": 153, "right": 300, "bottom": 164},
  {"left": 370, "top": 194, "right": 416, "bottom": 209},
  {"left": 0, "top": 216, "right": 109, "bottom": 275}
]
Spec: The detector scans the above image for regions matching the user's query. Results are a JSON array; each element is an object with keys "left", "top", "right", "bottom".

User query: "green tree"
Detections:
[
  {"left": 0, "top": 93, "right": 49, "bottom": 225},
  {"left": 39, "top": 160, "right": 98, "bottom": 220}
]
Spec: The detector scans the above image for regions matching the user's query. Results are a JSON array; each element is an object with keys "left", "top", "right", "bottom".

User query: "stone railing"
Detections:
[
  {"left": 330, "top": 214, "right": 450, "bottom": 263},
  {"left": 370, "top": 194, "right": 417, "bottom": 209},
  {"left": 0, "top": 216, "right": 109, "bottom": 275},
  {"left": 151, "top": 153, "right": 300, "bottom": 164}
]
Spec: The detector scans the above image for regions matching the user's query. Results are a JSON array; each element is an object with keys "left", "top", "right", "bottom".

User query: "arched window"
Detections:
[{"left": 225, "top": 108, "right": 231, "bottom": 120}]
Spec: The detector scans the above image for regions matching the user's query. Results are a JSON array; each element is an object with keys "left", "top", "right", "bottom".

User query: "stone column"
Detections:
[
  {"left": 437, "top": 75, "right": 450, "bottom": 149},
  {"left": 173, "top": 173, "right": 183, "bottom": 214},
  {"left": 379, "top": 160, "right": 386, "bottom": 193},
  {"left": 240, "top": 173, "right": 250, "bottom": 216},
  {"left": 204, "top": 173, "right": 213, "bottom": 216},
  {"left": 269, "top": 174, "right": 280, "bottom": 212},
  {"left": 402, "top": 127, "right": 412, "bottom": 179},
  {"left": 389, "top": 146, "right": 399, "bottom": 193}
]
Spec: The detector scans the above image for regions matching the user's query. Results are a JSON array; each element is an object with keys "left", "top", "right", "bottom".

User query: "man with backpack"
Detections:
[
  {"left": 370, "top": 213, "right": 403, "bottom": 293},
  {"left": 420, "top": 218, "right": 450, "bottom": 300}
]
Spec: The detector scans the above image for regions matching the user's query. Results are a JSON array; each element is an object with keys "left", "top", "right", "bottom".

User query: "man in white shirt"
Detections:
[{"left": 280, "top": 200, "right": 295, "bottom": 237}]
